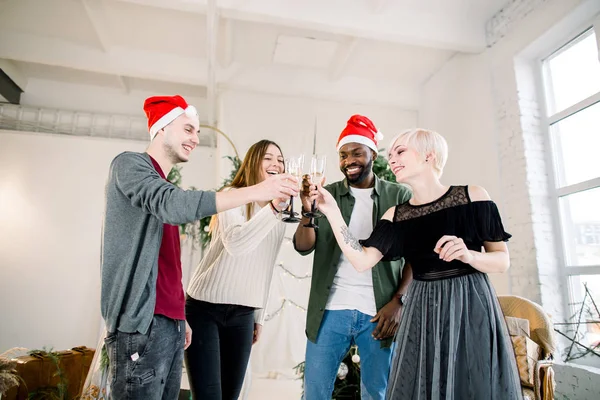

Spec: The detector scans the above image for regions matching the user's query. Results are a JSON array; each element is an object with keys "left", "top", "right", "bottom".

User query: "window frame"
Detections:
[{"left": 537, "top": 24, "right": 600, "bottom": 365}]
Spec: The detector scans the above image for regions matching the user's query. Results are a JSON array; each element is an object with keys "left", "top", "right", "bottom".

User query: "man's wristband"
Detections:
[{"left": 395, "top": 292, "right": 408, "bottom": 306}]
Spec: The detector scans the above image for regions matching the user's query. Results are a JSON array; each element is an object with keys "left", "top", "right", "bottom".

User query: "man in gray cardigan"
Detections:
[{"left": 101, "top": 95, "right": 297, "bottom": 399}]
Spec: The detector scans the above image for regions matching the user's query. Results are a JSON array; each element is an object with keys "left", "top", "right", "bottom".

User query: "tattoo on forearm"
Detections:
[{"left": 341, "top": 226, "right": 363, "bottom": 252}]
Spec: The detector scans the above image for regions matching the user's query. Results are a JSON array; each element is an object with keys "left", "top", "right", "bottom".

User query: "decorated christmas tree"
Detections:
[{"left": 293, "top": 345, "right": 362, "bottom": 400}]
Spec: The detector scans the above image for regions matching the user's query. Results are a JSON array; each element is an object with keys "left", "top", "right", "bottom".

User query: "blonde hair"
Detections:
[{"left": 388, "top": 128, "right": 448, "bottom": 176}]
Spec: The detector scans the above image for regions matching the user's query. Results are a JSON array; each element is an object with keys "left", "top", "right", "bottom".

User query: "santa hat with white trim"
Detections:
[
  {"left": 143, "top": 95, "right": 199, "bottom": 140},
  {"left": 336, "top": 114, "right": 383, "bottom": 153}
]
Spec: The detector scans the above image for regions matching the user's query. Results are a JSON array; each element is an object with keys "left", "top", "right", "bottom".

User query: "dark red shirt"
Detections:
[{"left": 149, "top": 155, "right": 185, "bottom": 321}]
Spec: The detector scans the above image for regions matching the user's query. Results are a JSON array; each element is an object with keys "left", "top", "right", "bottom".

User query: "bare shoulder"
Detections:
[
  {"left": 382, "top": 205, "right": 396, "bottom": 222},
  {"left": 467, "top": 185, "right": 491, "bottom": 201}
]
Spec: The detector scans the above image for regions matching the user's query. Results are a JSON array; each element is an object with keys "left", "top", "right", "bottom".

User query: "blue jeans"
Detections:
[
  {"left": 304, "top": 310, "right": 394, "bottom": 400},
  {"left": 104, "top": 315, "right": 185, "bottom": 400}
]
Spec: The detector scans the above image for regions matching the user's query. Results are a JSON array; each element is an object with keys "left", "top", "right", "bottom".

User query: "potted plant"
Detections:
[{"left": 0, "top": 356, "right": 19, "bottom": 399}]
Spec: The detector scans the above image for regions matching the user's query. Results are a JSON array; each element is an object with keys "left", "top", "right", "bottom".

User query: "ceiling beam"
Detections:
[
  {"left": 117, "top": 76, "right": 130, "bottom": 94},
  {"left": 0, "top": 59, "right": 28, "bottom": 90},
  {"left": 329, "top": 38, "right": 357, "bottom": 81},
  {"left": 0, "top": 0, "right": 18, "bottom": 15},
  {"left": 114, "top": 0, "right": 485, "bottom": 52},
  {"left": 206, "top": 0, "right": 217, "bottom": 126},
  {"left": 595, "top": 13, "right": 600, "bottom": 63},
  {"left": 0, "top": 32, "right": 209, "bottom": 87},
  {"left": 372, "top": 0, "right": 392, "bottom": 14},
  {"left": 114, "top": 0, "right": 205, "bottom": 13},
  {"left": 218, "top": 18, "right": 234, "bottom": 69},
  {"left": 0, "top": 32, "right": 422, "bottom": 109},
  {"left": 81, "top": 0, "right": 112, "bottom": 52},
  {"left": 219, "top": 4, "right": 485, "bottom": 52},
  {"left": 0, "top": 68, "right": 23, "bottom": 104}
]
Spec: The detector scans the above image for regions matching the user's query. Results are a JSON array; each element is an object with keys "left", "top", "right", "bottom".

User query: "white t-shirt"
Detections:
[{"left": 325, "top": 186, "right": 377, "bottom": 316}]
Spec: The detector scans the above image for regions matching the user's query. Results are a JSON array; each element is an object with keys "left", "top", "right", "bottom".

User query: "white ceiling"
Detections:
[{"left": 0, "top": 0, "right": 508, "bottom": 117}]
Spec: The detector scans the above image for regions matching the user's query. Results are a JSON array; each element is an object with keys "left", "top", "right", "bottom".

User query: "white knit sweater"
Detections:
[{"left": 186, "top": 201, "right": 285, "bottom": 324}]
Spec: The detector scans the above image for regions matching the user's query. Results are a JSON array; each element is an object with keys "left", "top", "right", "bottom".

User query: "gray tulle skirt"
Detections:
[{"left": 386, "top": 272, "right": 523, "bottom": 400}]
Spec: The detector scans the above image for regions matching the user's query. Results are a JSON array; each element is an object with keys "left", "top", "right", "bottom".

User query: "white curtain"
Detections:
[{"left": 250, "top": 225, "right": 313, "bottom": 378}]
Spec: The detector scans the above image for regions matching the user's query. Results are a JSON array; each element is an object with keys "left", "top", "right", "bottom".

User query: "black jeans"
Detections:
[
  {"left": 184, "top": 296, "right": 256, "bottom": 400},
  {"left": 105, "top": 315, "right": 185, "bottom": 400}
]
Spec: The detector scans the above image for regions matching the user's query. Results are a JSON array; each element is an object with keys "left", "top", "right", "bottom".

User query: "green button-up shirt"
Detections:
[{"left": 294, "top": 175, "right": 412, "bottom": 348}]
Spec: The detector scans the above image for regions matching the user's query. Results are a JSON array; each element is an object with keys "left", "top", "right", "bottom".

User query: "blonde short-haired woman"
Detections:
[{"left": 311, "top": 129, "right": 523, "bottom": 399}]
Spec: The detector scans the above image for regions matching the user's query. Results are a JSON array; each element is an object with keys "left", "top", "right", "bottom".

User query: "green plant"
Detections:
[
  {"left": 373, "top": 149, "right": 396, "bottom": 183},
  {"left": 0, "top": 357, "right": 19, "bottom": 395},
  {"left": 168, "top": 155, "right": 241, "bottom": 248},
  {"left": 26, "top": 347, "right": 67, "bottom": 400},
  {"left": 99, "top": 345, "right": 109, "bottom": 371},
  {"left": 0, "top": 348, "right": 29, "bottom": 396},
  {"left": 332, "top": 348, "right": 361, "bottom": 400},
  {"left": 294, "top": 346, "right": 362, "bottom": 400}
]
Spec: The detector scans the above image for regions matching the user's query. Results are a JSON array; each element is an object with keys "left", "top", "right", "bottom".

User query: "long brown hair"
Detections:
[{"left": 209, "top": 140, "right": 284, "bottom": 234}]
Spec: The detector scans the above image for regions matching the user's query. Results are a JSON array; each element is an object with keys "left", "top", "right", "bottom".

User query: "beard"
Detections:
[
  {"left": 163, "top": 139, "right": 187, "bottom": 164},
  {"left": 343, "top": 159, "right": 373, "bottom": 185}
]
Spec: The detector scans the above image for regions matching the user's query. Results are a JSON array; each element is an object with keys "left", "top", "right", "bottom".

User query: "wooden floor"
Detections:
[{"left": 247, "top": 377, "right": 303, "bottom": 400}]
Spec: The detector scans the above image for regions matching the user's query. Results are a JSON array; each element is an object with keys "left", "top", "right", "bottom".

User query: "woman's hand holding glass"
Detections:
[
  {"left": 281, "top": 155, "right": 305, "bottom": 223},
  {"left": 307, "top": 179, "right": 337, "bottom": 218}
]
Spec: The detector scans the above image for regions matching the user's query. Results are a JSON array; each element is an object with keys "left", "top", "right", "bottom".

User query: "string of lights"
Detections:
[
  {"left": 277, "top": 262, "right": 312, "bottom": 280},
  {"left": 263, "top": 237, "right": 310, "bottom": 321},
  {"left": 264, "top": 298, "right": 307, "bottom": 322}
]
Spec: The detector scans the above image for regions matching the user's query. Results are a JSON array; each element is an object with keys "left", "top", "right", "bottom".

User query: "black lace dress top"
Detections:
[
  {"left": 361, "top": 185, "right": 523, "bottom": 400},
  {"left": 361, "top": 185, "right": 511, "bottom": 281}
]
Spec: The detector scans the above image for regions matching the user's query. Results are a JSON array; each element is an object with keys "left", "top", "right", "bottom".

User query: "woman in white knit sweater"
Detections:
[{"left": 184, "top": 140, "right": 289, "bottom": 400}]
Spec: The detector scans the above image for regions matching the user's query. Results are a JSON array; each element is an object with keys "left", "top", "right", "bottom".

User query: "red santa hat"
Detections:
[
  {"left": 143, "top": 95, "right": 199, "bottom": 140},
  {"left": 336, "top": 114, "right": 383, "bottom": 153}
]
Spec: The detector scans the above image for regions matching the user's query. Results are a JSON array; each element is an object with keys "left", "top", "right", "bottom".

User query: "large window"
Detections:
[{"left": 541, "top": 27, "right": 600, "bottom": 363}]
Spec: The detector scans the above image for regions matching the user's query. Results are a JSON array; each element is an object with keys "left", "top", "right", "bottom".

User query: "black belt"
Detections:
[{"left": 413, "top": 267, "right": 478, "bottom": 281}]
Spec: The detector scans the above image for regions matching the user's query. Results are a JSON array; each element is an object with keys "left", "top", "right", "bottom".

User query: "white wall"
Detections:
[
  {"left": 420, "top": 0, "right": 600, "bottom": 396},
  {"left": 419, "top": 52, "right": 509, "bottom": 294},
  {"left": 215, "top": 90, "right": 418, "bottom": 378},
  {"left": 554, "top": 362, "right": 600, "bottom": 400},
  {"left": 218, "top": 89, "right": 418, "bottom": 182},
  {"left": 419, "top": 53, "right": 500, "bottom": 197},
  {"left": 0, "top": 130, "right": 215, "bottom": 352}
]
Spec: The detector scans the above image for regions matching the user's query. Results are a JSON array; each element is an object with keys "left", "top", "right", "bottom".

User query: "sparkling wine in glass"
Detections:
[
  {"left": 281, "top": 155, "right": 304, "bottom": 223},
  {"left": 303, "top": 154, "right": 326, "bottom": 227}
]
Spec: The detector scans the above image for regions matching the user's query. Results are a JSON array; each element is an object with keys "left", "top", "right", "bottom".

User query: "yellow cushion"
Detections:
[
  {"left": 522, "top": 387, "right": 535, "bottom": 400},
  {"left": 506, "top": 316, "right": 530, "bottom": 337},
  {"left": 511, "top": 335, "right": 542, "bottom": 387}
]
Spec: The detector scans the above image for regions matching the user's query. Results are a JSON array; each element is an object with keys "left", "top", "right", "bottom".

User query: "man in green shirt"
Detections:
[{"left": 294, "top": 115, "right": 412, "bottom": 400}]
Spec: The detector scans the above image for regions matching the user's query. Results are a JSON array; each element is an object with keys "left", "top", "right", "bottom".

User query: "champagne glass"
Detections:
[
  {"left": 281, "top": 155, "right": 304, "bottom": 223},
  {"left": 303, "top": 154, "right": 326, "bottom": 228},
  {"left": 280, "top": 157, "right": 295, "bottom": 217}
]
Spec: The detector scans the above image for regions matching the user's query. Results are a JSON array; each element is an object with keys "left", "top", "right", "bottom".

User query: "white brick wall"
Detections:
[
  {"left": 487, "top": 0, "right": 571, "bottom": 329},
  {"left": 484, "top": 1, "right": 600, "bottom": 398},
  {"left": 486, "top": 0, "right": 550, "bottom": 47},
  {"left": 554, "top": 363, "right": 600, "bottom": 400}
]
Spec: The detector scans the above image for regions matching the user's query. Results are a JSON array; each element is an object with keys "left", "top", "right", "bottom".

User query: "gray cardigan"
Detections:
[{"left": 101, "top": 152, "right": 217, "bottom": 334}]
